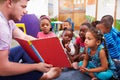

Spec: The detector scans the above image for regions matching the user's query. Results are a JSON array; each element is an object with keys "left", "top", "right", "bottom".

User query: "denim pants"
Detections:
[{"left": 0, "top": 46, "right": 43, "bottom": 80}]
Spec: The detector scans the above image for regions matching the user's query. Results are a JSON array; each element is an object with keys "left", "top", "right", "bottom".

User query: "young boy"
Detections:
[
  {"left": 96, "top": 15, "right": 120, "bottom": 78},
  {"left": 96, "top": 15, "right": 120, "bottom": 60},
  {"left": 57, "top": 20, "right": 79, "bottom": 43}
]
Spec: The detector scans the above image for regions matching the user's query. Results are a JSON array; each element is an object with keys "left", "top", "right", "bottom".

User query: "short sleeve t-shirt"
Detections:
[
  {"left": 0, "top": 12, "right": 16, "bottom": 50},
  {"left": 76, "top": 37, "right": 85, "bottom": 53},
  {"left": 104, "top": 27, "right": 120, "bottom": 59},
  {"left": 37, "top": 32, "right": 56, "bottom": 39}
]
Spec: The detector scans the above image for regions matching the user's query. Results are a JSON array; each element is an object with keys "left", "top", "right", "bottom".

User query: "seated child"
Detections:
[
  {"left": 37, "top": 15, "right": 61, "bottom": 80},
  {"left": 37, "top": 15, "right": 56, "bottom": 38},
  {"left": 73, "top": 27, "right": 116, "bottom": 80},
  {"left": 73, "top": 22, "right": 92, "bottom": 62},
  {"left": 57, "top": 20, "right": 79, "bottom": 43},
  {"left": 96, "top": 15, "right": 120, "bottom": 60},
  {"left": 59, "top": 29, "right": 76, "bottom": 63}
]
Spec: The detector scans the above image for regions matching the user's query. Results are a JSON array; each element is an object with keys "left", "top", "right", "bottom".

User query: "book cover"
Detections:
[{"left": 15, "top": 37, "right": 71, "bottom": 67}]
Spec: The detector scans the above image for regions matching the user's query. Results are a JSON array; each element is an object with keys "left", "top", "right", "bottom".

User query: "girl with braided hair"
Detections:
[{"left": 73, "top": 27, "right": 116, "bottom": 80}]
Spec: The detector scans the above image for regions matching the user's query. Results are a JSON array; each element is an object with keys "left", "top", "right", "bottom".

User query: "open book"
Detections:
[{"left": 15, "top": 37, "right": 71, "bottom": 67}]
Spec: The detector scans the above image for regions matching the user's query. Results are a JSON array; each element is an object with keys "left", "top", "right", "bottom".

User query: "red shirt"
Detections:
[{"left": 76, "top": 37, "right": 85, "bottom": 47}]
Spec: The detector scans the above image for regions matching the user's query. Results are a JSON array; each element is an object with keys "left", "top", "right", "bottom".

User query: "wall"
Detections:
[
  {"left": 53, "top": 0, "right": 59, "bottom": 18},
  {"left": 26, "top": 0, "right": 58, "bottom": 18},
  {"left": 26, "top": 0, "right": 48, "bottom": 18},
  {"left": 97, "top": 0, "right": 115, "bottom": 20}
]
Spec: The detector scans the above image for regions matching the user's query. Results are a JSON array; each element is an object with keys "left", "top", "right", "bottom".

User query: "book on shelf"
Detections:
[{"left": 15, "top": 37, "right": 71, "bottom": 67}]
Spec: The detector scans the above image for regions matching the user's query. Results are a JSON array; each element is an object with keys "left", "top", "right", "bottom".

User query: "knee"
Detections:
[{"left": 97, "top": 71, "right": 113, "bottom": 80}]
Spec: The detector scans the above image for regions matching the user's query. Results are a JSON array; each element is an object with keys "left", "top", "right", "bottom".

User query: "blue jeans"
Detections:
[
  {"left": 9, "top": 46, "right": 34, "bottom": 63},
  {"left": 0, "top": 46, "right": 43, "bottom": 80},
  {"left": 0, "top": 71, "right": 43, "bottom": 80}
]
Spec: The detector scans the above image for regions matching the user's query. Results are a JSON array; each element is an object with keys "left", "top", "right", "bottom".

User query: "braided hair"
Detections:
[{"left": 88, "top": 27, "right": 108, "bottom": 57}]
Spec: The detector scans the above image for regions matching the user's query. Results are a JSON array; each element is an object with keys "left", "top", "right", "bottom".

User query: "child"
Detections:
[
  {"left": 74, "top": 22, "right": 92, "bottom": 62},
  {"left": 57, "top": 20, "right": 79, "bottom": 43},
  {"left": 60, "top": 29, "right": 76, "bottom": 63},
  {"left": 75, "top": 27, "right": 116, "bottom": 80},
  {"left": 96, "top": 15, "right": 120, "bottom": 60},
  {"left": 37, "top": 15, "right": 56, "bottom": 38},
  {"left": 96, "top": 15, "right": 120, "bottom": 79},
  {"left": 37, "top": 15, "right": 61, "bottom": 80}
]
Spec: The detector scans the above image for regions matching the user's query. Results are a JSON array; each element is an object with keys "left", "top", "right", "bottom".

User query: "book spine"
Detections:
[{"left": 28, "top": 41, "right": 44, "bottom": 62}]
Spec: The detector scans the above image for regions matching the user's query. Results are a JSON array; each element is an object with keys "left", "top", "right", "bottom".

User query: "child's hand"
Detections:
[
  {"left": 65, "top": 42, "right": 71, "bottom": 53},
  {"left": 81, "top": 54, "right": 86, "bottom": 58},
  {"left": 72, "top": 62, "right": 79, "bottom": 69},
  {"left": 65, "top": 42, "right": 70, "bottom": 48},
  {"left": 80, "top": 66, "right": 89, "bottom": 73},
  {"left": 80, "top": 66, "right": 85, "bottom": 72}
]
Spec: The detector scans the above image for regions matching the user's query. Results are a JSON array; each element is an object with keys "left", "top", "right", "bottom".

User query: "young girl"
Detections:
[
  {"left": 60, "top": 29, "right": 76, "bottom": 63},
  {"left": 74, "top": 22, "right": 91, "bottom": 62},
  {"left": 37, "top": 15, "right": 61, "bottom": 80},
  {"left": 58, "top": 20, "right": 72, "bottom": 38},
  {"left": 77, "top": 27, "right": 116, "bottom": 80},
  {"left": 37, "top": 15, "right": 56, "bottom": 38}
]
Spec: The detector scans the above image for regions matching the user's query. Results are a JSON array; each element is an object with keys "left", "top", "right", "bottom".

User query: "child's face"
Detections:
[
  {"left": 62, "top": 31, "right": 73, "bottom": 43},
  {"left": 96, "top": 24, "right": 109, "bottom": 34},
  {"left": 79, "top": 25, "right": 89, "bottom": 39},
  {"left": 62, "top": 22, "right": 71, "bottom": 29},
  {"left": 40, "top": 19, "right": 51, "bottom": 34},
  {"left": 85, "top": 32, "right": 99, "bottom": 48}
]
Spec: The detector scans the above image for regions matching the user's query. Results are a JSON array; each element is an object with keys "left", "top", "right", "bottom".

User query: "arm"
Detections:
[
  {"left": 81, "top": 52, "right": 89, "bottom": 67},
  {"left": 79, "top": 52, "right": 89, "bottom": 72},
  {"left": 12, "top": 27, "right": 36, "bottom": 40},
  {"left": 85, "top": 49, "right": 108, "bottom": 73},
  {"left": 65, "top": 42, "right": 75, "bottom": 55},
  {"left": 0, "top": 50, "right": 52, "bottom": 76},
  {"left": 0, "top": 26, "right": 52, "bottom": 76},
  {"left": 68, "top": 42, "right": 76, "bottom": 55}
]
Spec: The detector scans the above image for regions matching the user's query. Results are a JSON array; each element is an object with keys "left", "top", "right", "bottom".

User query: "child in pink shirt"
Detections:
[
  {"left": 37, "top": 15, "right": 56, "bottom": 39},
  {"left": 37, "top": 15, "right": 61, "bottom": 80}
]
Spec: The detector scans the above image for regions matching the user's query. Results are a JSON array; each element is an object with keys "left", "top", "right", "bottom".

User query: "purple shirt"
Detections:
[{"left": 0, "top": 12, "right": 16, "bottom": 50}]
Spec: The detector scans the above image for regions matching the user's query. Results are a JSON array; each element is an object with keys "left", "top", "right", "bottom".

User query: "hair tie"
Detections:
[
  {"left": 40, "top": 15, "right": 51, "bottom": 22},
  {"left": 102, "top": 36, "right": 105, "bottom": 39}
]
